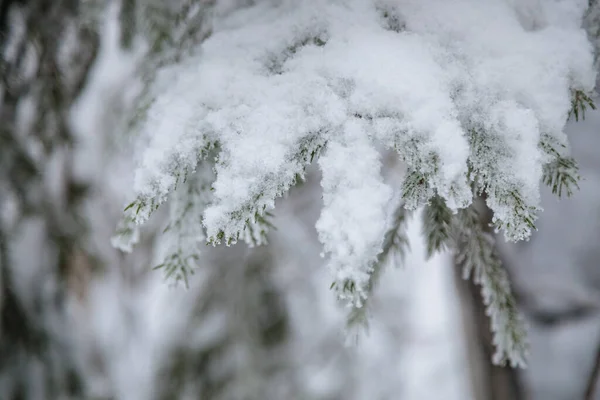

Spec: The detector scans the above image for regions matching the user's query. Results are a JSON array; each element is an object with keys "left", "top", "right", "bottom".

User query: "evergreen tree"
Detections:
[
  {"left": 0, "top": 0, "right": 101, "bottom": 397},
  {"left": 113, "top": 0, "right": 598, "bottom": 368}
]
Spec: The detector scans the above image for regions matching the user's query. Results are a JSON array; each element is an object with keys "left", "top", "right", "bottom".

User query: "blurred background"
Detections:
[{"left": 2, "top": 1, "right": 600, "bottom": 399}]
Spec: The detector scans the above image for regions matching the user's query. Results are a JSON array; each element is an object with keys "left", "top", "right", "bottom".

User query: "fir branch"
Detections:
[
  {"left": 152, "top": 165, "right": 214, "bottom": 286},
  {"left": 265, "top": 31, "right": 328, "bottom": 75},
  {"left": 345, "top": 201, "right": 412, "bottom": 337},
  {"left": 401, "top": 169, "right": 434, "bottom": 210},
  {"left": 242, "top": 211, "right": 276, "bottom": 248},
  {"left": 206, "top": 134, "right": 326, "bottom": 246},
  {"left": 540, "top": 134, "right": 580, "bottom": 198},
  {"left": 392, "top": 134, "right": 448, "bottom": 210},
  {"left": 153, "top": 250, "right": 198, "bottom": 289},
  {"left": 465, "top": 126, "right": 540, "bottom": 241},
  {"left": 110, "top": 214, "right": 140, "bottom": 253},
  {"left": 126, "top": 1, "right": 216, "bottom": 139},
  {"left": 422, "top": 195, "right": 453, "bottom": 259},
  {"left": 569, "top": 89, "right": 596, "bottom": 122},
  {"left": 123, "top": 139, "right": 217, "bottom": 228},
  {"left": 142, "top": 1, "right": 214, "bottom": 67},
  {"left": 542, "top": 156, "right": 580, "bottom": 197},
  {"left": 453, "top": 205, "right": 528, "bottom": 368},
  {"left": 489, "top": 187, "right": 539, "bottom": 242}
]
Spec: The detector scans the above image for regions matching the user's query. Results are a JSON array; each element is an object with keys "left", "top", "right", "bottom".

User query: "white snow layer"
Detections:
[{"left": 127, "top": 0, "right": 595, "bottom": 304}]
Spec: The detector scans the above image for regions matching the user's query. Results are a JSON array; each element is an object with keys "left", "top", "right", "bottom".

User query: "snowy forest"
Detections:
[{"left": 3, "top": 0, "right": 600, "bottom": 399}]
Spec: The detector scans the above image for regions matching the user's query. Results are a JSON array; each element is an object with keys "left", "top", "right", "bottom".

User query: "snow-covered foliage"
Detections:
[
  {"left": 454, "top": 205, "right": 528, "bottom": 368},
  {"left": 114, "top": 0, "right": 597, "bottom": 367}
]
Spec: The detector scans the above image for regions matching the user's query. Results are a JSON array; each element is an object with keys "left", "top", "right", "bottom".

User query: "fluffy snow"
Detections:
[
  {"left": 125, "top": 0, "right": 595, "bottom": 298},
  {"left": 316, "top": 120, "right": 392, "bottom": 305},
  {"left": 107, "top": 0, "right": 599, "bottom": 370}
]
